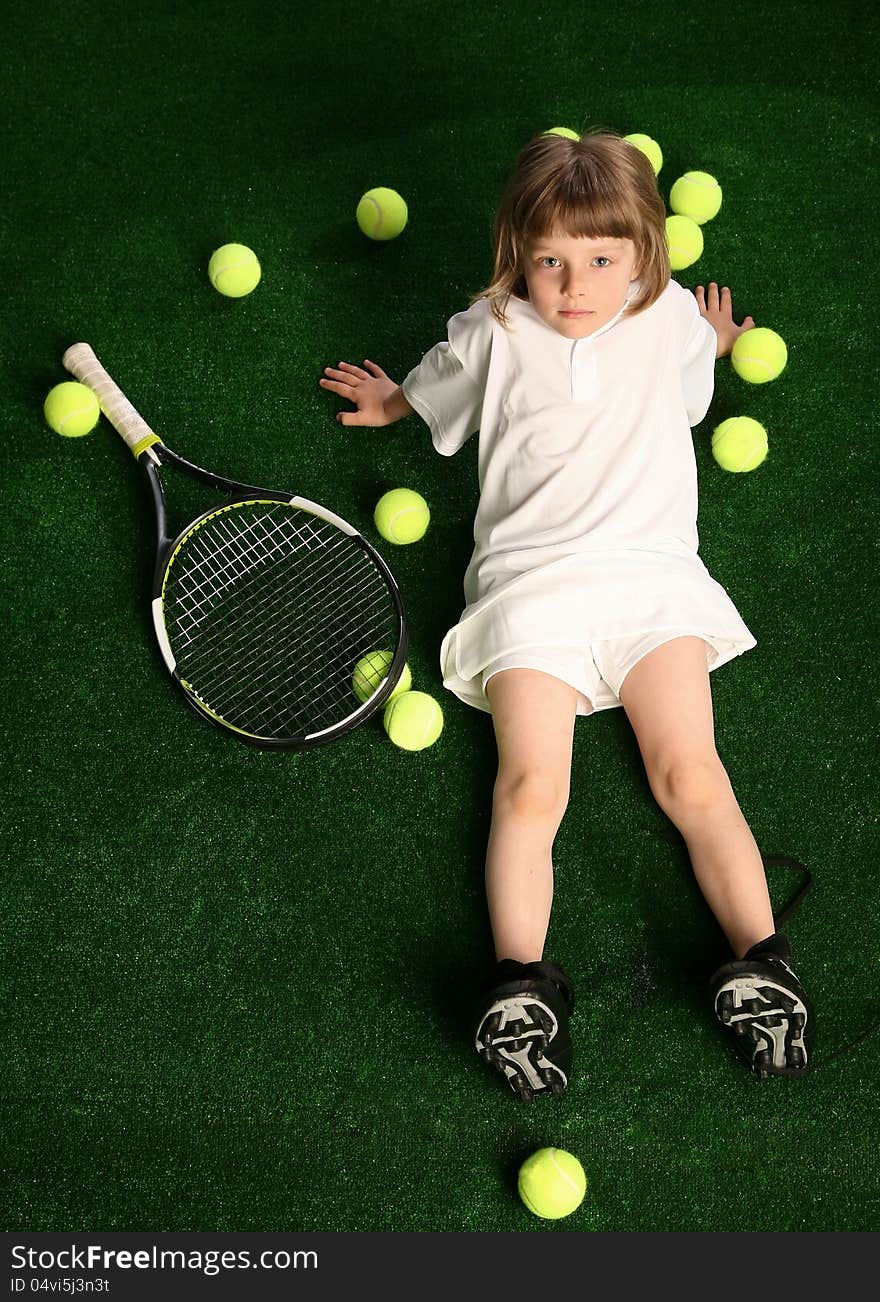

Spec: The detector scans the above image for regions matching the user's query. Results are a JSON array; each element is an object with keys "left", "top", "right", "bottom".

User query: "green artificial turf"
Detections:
[{"left": 2, "top": 0, "right": 878, "bottom": 1232}]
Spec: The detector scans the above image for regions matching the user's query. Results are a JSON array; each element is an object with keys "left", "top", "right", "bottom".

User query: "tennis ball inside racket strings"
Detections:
[
  {"left": 352, "top": 650, "right": 412, "bottom": 704},
  {"left": 374, "top": 488, "right": 429, "bottom": 544},
  {"left": 44, "top": 381, "right": 101, "bottom": 437},
  {"left": 208, "top": 243, "right": 261, "bottom": 297}
]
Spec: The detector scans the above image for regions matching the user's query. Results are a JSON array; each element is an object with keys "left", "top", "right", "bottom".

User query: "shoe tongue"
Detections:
[{"left": 744, "top": 931, "right": 793, "bottom": 963}]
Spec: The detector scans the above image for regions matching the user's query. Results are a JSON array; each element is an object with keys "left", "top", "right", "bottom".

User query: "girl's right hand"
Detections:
[{"left": 319, "top": 359, "right": 398, "bottom": 426}]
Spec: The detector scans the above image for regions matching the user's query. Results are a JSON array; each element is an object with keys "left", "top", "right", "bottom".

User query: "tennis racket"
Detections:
[{"left": 63, "top": 342, "right": 409, "bottom": 750}]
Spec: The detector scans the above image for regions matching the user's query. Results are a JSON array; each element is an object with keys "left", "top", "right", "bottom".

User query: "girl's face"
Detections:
[{"left": 522, "top": 231, "right": 641, "bottom": 337}]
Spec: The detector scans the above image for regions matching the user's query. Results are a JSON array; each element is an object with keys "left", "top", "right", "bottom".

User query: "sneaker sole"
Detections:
[
  {"left": 714, "top": 974, "right": 810, "bottom": 1077},
  {"left": 475, "top": 995, "right": 568, "bottom": 1101}
]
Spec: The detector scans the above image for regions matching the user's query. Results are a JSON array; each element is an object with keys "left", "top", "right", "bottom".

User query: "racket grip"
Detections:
[{"left": 63, "top": 343, "right": 162, "bottom": 458}]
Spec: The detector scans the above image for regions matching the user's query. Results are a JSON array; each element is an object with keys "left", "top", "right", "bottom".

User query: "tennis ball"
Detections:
[
  {"left": 665, "top": 214, "right": 704, "bottom": 271},
  {"left": 356, "top": 188, "right": 408, "bottom": 241},
  {"left": 623, "top": 132, "right": 663, "bottom": 175},
  {"left": 544, "top": 127, "right": 580, "bottom": 140},
  {"left": 208, "top": 243, "right": 261, "bottom": 297},
  {"left": 383, "top": 690, "right": 443, "bottom": 751},
  {"left": 352, "top": 650, "right": 412, "bottom": 704},
  {"left": 518, "top": 1148, "right": 587, "bottom": 1220},
  {"left": 711, "top": 416, "right": 769, "bottom": 472},
  {"left": 669, "top": 171, "right": 723, "bottom": 225},
  {"left": 731, "top": 327, "right": 788, "bottom": 384},
  {"left": 373, "top": 488, "right": 430, "bottom": 545},
  {"left": 43, "top": 382, "right": 101, "bottom": 437}
]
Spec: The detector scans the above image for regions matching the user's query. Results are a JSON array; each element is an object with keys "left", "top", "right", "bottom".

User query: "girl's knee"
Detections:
[
  {"left": 654, "top": 755, "right": 731, "bottom": 814},
  {"left": 494, "top": 769, "right": 570, "bottom": 823}
]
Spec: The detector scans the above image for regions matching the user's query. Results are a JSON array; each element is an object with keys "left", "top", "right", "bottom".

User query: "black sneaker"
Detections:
[
  {"left": 474, "top": 958, "right": 575, "bottom": 1101},
  {"left": 709, "top": 932, "right": 814, "bottom": 1078}
]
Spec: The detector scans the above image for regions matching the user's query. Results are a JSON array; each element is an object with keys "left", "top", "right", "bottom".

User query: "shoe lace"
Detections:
[{"left": 654, "top": 830, "right": 880, "bottom": 1074}]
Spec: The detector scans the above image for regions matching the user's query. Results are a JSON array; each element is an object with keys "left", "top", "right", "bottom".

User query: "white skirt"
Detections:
[{"left": 439, "top": 545, "right": 757, "bottom": 715}]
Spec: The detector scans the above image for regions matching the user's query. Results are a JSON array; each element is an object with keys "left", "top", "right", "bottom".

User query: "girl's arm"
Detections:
[
  {"left": 384, "top": 384, "right": 416, "bottom": 423},
  {"left": 695, "top": 282, "right": 756, "bottom": 359}
]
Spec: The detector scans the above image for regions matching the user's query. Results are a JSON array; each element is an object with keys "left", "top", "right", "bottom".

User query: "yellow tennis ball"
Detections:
[
  {"left": 356, "top": 187, "right": 408, "bottom": 241},
  {"left": 623, "top": 132, "right": 663, "bottom": 175},
  {"left": 373, "top": 488, "right": 430, "bottom": 545},
  {"left": 518, "top": 1148, "right": 587, "bottom": 1220},
  {"left": 208, "top": 243, "right": 261, "bottom": 297},
  {"left": 383, "top": 690, "right": 443, "bottom": 751},
  {"left": 669, "top": 171, "right": 723, "bottom": 224},
  {"left": 731, "top": 327, "right": 788, "bottom": 384},
  {"left": 352, "top": 650, "right": 412, "bottom": 704},
  {"left": 665, "top": 214, "right": 704, "bottom": 271},
  {"left": 543, "top": 127, "right": 580, "bottom": 140},
  {"left": 711, "top": 416, "right": 769, "bottom": 472},
  {"left": 43, "top": 381, "right": 100, "bottom": 437}
]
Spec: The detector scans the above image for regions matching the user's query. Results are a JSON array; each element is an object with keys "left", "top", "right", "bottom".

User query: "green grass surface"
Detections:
[{"left": 2, "top": 0, "right": 878, "bottom": 1232}]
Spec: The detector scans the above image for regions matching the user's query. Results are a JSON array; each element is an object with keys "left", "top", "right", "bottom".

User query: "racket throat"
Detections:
[{"left": 152, "top": 598, "right": 176, "bottom": 672}]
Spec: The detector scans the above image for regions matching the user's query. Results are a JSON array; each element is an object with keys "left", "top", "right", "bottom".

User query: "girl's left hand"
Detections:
[{"left": 695, "top": 282, "right": 755, "bottom": 359}]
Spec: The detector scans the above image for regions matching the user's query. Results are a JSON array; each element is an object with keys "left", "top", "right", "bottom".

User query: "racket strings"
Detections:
[
  {"left": 204, "top": 582, "right": 395, "bottom": 726},
  {"left": 162, "top": 503, "right": 401, "bottom": 739},
  {"left": 173, "top": 509, "right": 327, "bottom": 638},
  {"left": 191, "top": 567, "right": 393, "bottom": 733},
  {"left": 178, "top": 510, "right": 387, "bottom": 667},
  {"left": 180, "top": 514, "right": 385, "bottom": 693},
  {"left": 172, "top": 518, "right": 394, "bottom": 736},
  {"left": 180, "top": 511, "right": 367, "bottom": 653}
]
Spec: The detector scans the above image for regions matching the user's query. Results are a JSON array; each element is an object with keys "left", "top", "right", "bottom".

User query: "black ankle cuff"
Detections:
[
  {"left": 493, "top": 958, "right": 529, "bottom": 983},
  {"left": 744, "top": 931, "right": 792, "bottom": 963},
  {"left": 524, "top": 959, "right": 576, "bottom": 1013}
]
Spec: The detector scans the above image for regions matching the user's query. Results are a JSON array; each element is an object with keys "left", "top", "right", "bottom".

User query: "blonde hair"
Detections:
[{"left": 469, "top": 127, "right": 670, "bottom": 328}]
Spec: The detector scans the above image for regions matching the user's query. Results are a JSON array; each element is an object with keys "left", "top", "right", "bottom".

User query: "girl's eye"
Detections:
[{"left": 540, "top": 256, "right": 611, "bottom": 269}]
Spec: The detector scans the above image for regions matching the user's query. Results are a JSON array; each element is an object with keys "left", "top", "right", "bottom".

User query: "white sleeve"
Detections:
[
  {"left": 400, "top": 300, "right": 491, "bottom": 456},
  {"left": 677, "top": 289, "right": 717, "bottom": 428}
]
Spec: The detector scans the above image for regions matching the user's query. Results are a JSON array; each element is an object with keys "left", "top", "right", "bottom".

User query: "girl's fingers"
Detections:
[
  {"left": 342, "top": 360, "right": 383, "bottom": 376},
  {"left": 330, "top": 362, "right": 366, "bottom": 378}
]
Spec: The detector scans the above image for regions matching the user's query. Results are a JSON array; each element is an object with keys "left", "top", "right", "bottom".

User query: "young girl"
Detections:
[{"left": 319, "top": 128, "right": 814, "bottom": 1098}]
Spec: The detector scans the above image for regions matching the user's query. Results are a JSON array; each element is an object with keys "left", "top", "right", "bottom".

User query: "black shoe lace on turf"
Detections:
[{"left": 653, "top": 829, "right": 880, "bottom": 1073}]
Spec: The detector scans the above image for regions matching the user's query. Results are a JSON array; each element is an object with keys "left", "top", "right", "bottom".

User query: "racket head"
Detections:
[{"left": 150, "top": 487, "right": 409, "bottom": 749}]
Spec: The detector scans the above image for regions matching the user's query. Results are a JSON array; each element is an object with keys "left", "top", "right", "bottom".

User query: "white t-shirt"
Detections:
[{"left": 400, "top": 277, "right": 757, "bottom": 712}]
